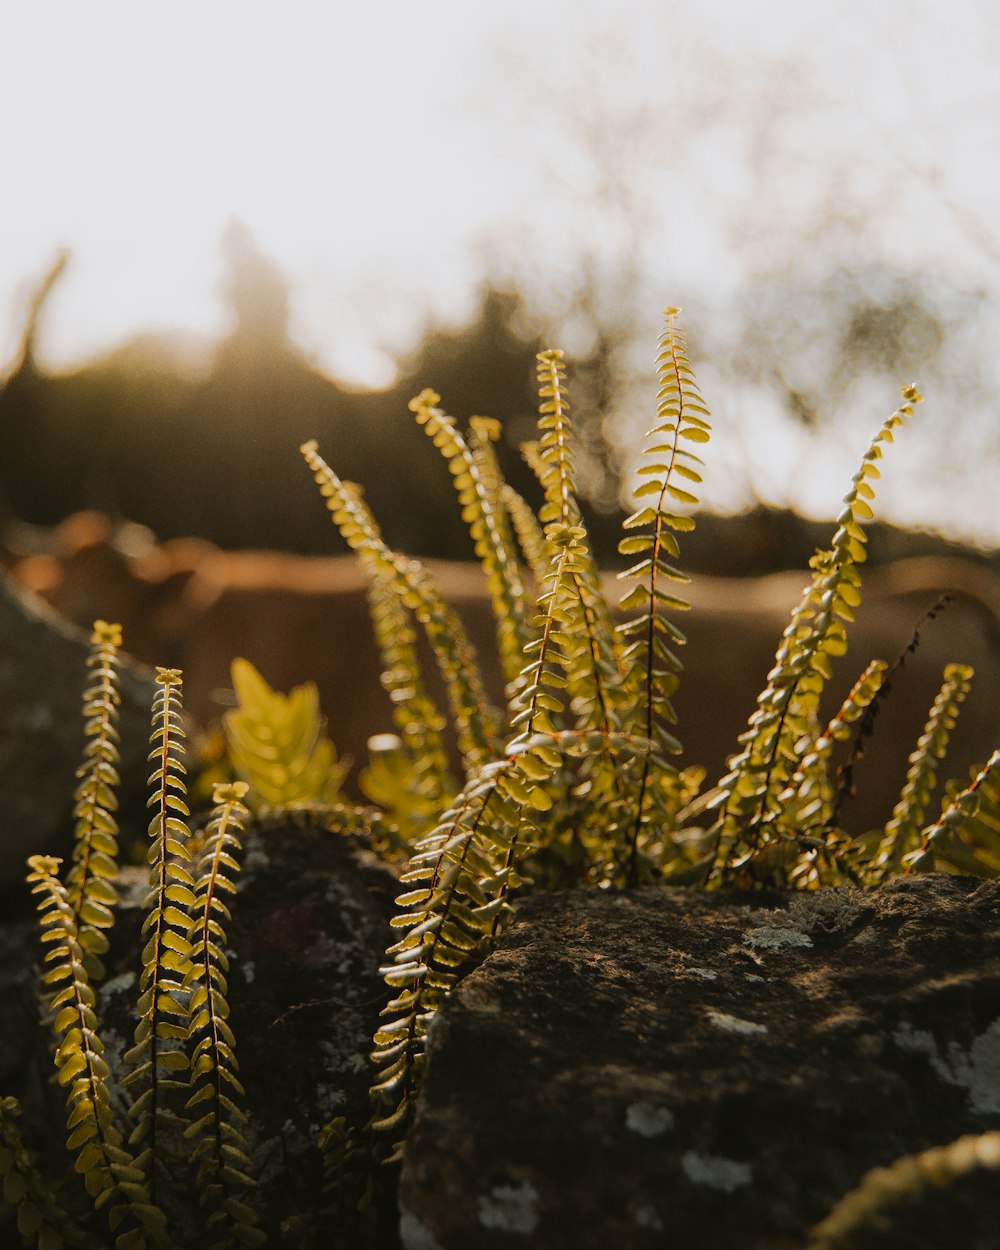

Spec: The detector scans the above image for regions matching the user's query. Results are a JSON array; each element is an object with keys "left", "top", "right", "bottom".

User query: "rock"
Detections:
[
  {"left": 3, "top": 818, "right": 403, "bottom": 1249},
  {"left": 0, "top": 573, "right": 159, "bottom": 900},
  {"left": 400, "top": 876, "right": 1000, "bottom": 1250}
]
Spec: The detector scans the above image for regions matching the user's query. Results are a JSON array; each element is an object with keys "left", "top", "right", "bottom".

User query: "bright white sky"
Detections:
[{"left": 2, "top": 0, "right": 999, "bottom": 540}]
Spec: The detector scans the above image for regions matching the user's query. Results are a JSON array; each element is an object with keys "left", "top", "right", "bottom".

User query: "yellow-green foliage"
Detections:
[
  {"left": 7, "top": 647, "right": 266, "bottom": 1250},
  {"left": 808, "top": 1130, "right": 1000, "bottom": 1250},
  {"left": 4, "top": 310, "right": 998, "bottom": 1248},
  {"left": 123, "top": 668, "right": 193, "bottom": 1215},
  {"left": 0, "top": 1095, "right": 90, "bottom": 1249},
  {"left": 26, "top": 853, "right": 166, "bottom": 1250},
  {"left": 66, "top": 619, "right": 124, "bottom": 983},
  {"left": 300, "top": 438, "right": 503, "bottom": 775},
  {"left": 296, "top": 312, "right": 997, "bottom": 1160},
  {"left": 183, "top": 782, "right": 263, "bottom": 1249},
  {"left": 705, "top": 387, "right": 924, "bottom": 886},
  {"left": 872, "top": 662, "right": 974, "bottom": 879},
  {"left": 903, "top": 749, "right": 1000, "bottom": 876},
  {"left": 224, "top": 659, "right": 348, "bottom": 808},
  {"left": 410, "top": 388, "right": 532, "bottom": 691}
]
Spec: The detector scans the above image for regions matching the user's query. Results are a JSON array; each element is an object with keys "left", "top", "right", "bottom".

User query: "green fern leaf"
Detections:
[
  {"left": 707, "top": 385, "right": 922, "bottom": 886},
  {"left": 903, "top": 750, "right": 1000, "bottom": 876},
  {"left": 871, "top": 662, "right": 975, "bottom": 880},
  {"left": 65, "top": 620, "right": 125, "bottom": 983},
  {"left": 617, "top": 308, "right": 711, "bottom": 882},
  {"left": 182, "top": 782, "right": 264, "bottom": 1249},
  {"left": 124, "top": 669, "right": 194, "bottom": 1215},
  {"left": 224, "top": 659, "right": 349, "bottom": 807},
  {"left": 301, "top": 439, "right": 503, "bottom": 773},
  {"left": 410, "top": 389, "right": 531, "bottom": 690},
  {"left": 25, "top": 858, "right": 169, "bottom": 1249},
  {"left": 0, "top": 1094, "right": 97, "bottom": 1248},
  {"left": 809, "top": 1131, "right": 1000, "bottom": 1250}
]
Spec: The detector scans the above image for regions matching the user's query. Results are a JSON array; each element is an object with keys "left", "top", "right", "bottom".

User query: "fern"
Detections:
[
  {"left": 870, "top": 662, "right": 974, "bottom": 881},
  {"left": 369, "top": 775, "right": 513, "bottom": 1154},
  {"left": 224, "top": 659, "right": 348, "bottom": 808},
  {"left": 809, "top": 1131, "right": 1000, "bottom": 1250},
  {"left": 410, "top": 389, "right": 531, "bottom": 691},
  {"left": 369, "top": 349, "right": 657, "bottom": 1146},
  {"left": 779, "top": 659, "right": 888, "bottom": 888},
  {"left": 327, "top": 481, "right": 454, "bottom": 833},
  {"left": 0, "top": 1094, "right": 94, "bottom": 1249},
  {"left": 500, "top": 481, "right": 550, "bottom": 587},
  {"left": 122, "top": 669, "right": 193, "bottom": 1215},
  {"left": 25, "top": 856, "right": 167, "bottom": 1250},
  {"left": 497, "top": 396, "right": 632, "bottom": 853},
  {"left": 357, "top": 732, "right": 448, "bottom": 850},
  {"left": 361, "top": 568, "right": 454, "bottom": 831},
  {"left": 312, "top": 1116, "right": 377, "bottom": 1247},
  {"left": 617, "top": 308, "right": 710, "bottom": 882},
  {"left": 301, "top": 439, "right": 503, "bottom": 774},
  {"left": 903, "top": 749, "right": 1000, "bottom": 877},
  {"left": 65, "top": 620, "right": 124, "bottom": 983},
  {"left": 707, "top": 385, "right": 923, "bottom": 886},
  {"left": 7, "top": 309, "right": 995, "bottom": 1248},
  {"left": 183, "top": 782, "right": 264, "bottom": 1250}
]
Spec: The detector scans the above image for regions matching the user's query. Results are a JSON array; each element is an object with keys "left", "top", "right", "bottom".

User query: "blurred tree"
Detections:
[{"left": 479, "top": 2, "right": 1000, "bottom": 548}]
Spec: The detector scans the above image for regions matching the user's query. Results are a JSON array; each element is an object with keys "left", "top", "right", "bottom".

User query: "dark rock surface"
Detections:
[
  {"left": 2, "top": 818, "right": 402, "bottom": 1248},
  {"left": 0, "top": 573, "right": 159, "bottom": 898},
  {"left": 400, "top": 877, "right": 1000, "bottom": 1250}
]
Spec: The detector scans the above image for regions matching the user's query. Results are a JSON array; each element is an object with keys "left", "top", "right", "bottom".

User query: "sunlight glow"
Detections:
[
  {"left": 2, "top": 0, "right": 999, "bottom": 543},
  {"left": 2, "top": 3, "right": 516, "bottom": 380}
]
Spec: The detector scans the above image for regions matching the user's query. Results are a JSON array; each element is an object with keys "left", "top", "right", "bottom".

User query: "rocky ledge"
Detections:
[{"left": 401, "top": 876, "right": 1000, "bottom": 1250}]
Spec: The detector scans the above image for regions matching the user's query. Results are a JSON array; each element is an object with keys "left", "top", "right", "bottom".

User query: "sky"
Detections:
[{"left": 2, "top": 0, "right": 999, "bottom": 542}]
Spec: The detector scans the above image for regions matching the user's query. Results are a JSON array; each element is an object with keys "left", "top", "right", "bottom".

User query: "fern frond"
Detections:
[
  {"left": 224, "top": 659, "right": 348, "bottom": 808},
  {"left": 122, "top": 669, "right": 194, "bottom": 1214},
  {"left": 617, "top": 308, "right": 711, "bottom": 881},
  {"left": 370, "top": 726, "right": 645, "bottom": 1155},
  {"left": 532, "top": 351, "right": 577, "bottom": 530},
  {"left": 708, "top": 385, "right": 922, "bottom": 885},
  {"left": 869, "top": 662, "right": 974, "bottom": 880},
  {"left": 469, "top": 413, "right": 525, "bottom": 596},
  {"left": 500, "top": 482, "right": 549, "bottom": 587},
  {"left": 0, "top": 1093, "right": 95, "bottom": 1249},
  {"left": 409, "top": 388, "right": 530, "bottom": 690},
  {"left": 301, "top": 439, "right": 503, "bottom": 773},
  {"left": 66, "top": 620, "right": 124, "bottom": 983},
  {"left": 25, "top": 856, "right": 168, "bottom": 1250},
  {"left": 363, "top": 570, "right": 454, "bottom": 824},
  {"left": 369, "top": 732, "right": 579, "bottom": 1151},
  {"left": 809, "top": 1131, "right": 1000, "bottom": 1250},
  {"left": 313, "top": 1115, "right": 377, "bottom": 1247},
  {"left": 828, "top": 592, "right": 952, "bottom": 828},
  {"left": 904, "top": 750, "right": 1000, "bottom": 876},
  {"left": 338, "top": 482, "right": 453, "bottom": 826},
  {"left": 368, "top": 770, "right": 515, "bottom": 1155},
  {"left": 778, "top": 659, "right": 888, "bottom": 888},
  {"left": 357, "top": 733, "right": 445, "bottom": 850},
  {"left": 183, "top": 782, "right": 264, "bottom": 1250}
]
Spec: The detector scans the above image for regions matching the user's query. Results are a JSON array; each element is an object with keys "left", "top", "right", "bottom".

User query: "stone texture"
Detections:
[
  {"left": 400, "top": 876, "right": 1000, "bottom": 1250},
  {"left": 0, "top": 573, "right": 159, "bottom": 898}
]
